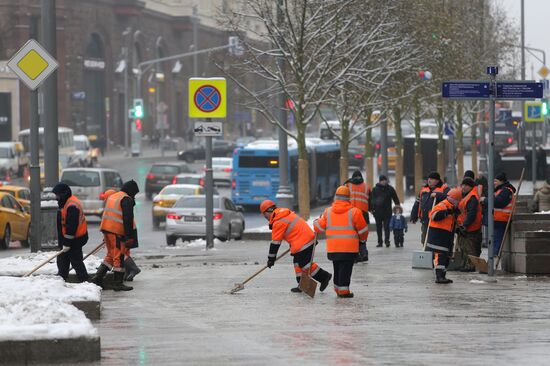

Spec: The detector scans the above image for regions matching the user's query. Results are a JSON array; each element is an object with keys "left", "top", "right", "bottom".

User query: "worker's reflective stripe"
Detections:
[
  {"left": 104, "top": 216, "right": 124, "bottom": 224},
  {"left": 271, "top": 240, "right": 282, "bottom": 245},
  {"left": 268, "top": 253, "right": 276, "bottom": 258},
  {"left": 314, "top": 220, "right": 325, "bottom": 232},
  {"left": 297, "top": 239, "right": 315, "bottom": 253},
  {"left": 426, "top": 243, "right": 449, "bottom": 252},
  {"left": 350, "top": 197, "right": 369, "bottom": 204},
  {"left": 431, "top": 211, "right": 440, "bottom": 220},
  {"left": 494, "top": 208, "right": 512, "bottom": 213},
  {"left": 357, "top": 226, "right": 368, "bottom": 235},
  {"left": 327, "top": 234, "right": 358, "bottom": 239},
  {"left": 310, "top": 266, "right": 320, "bottom": 276},
  {"left": 335, "top": 195, "right": 349, "bottom": 201},
  {"left": 64, "top": 234, "right": 75, "bottom": 239},
  {"left": 104, "top": 207, "right": 123, "bottom": 215},
  {"left": 334, "top": 285, "right": 349, "bottom": 291},
  {"left": 327, "top": 210, "right": 354, "bottom": 230},
  {"left": 434, "top": 264, "right": 446, "bottom": 270},
  {"left": 284, "top": 216, "right": 300, "bottom": 236}
]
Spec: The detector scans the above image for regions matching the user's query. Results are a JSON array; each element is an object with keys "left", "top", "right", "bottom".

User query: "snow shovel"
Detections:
[
  {"left": 23, "top": 250, "right": 64, "bottom": 277},
  {"left": 69, "top": 241, "right": 105, "bottom": 272},
  {"left": 229, "top": 248, "right": 291, "bottom": 294},
  {"left": 412, "top": 199, "right": 437, "bottom": 269},
  {"left": 298, "top": 234, "right": 318, "bottom": 298}
]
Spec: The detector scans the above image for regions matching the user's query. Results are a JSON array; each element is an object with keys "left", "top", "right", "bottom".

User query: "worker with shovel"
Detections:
[
  {"left": 454, "top": 178, "right": 482, "bottom": 272},
  {"left": 260, "top": 200, "right": 332, "bottom": 293},
  {"left": 425, "top": 188, "right": 462, "bottom": 284},
  {"left": 314, "top": 186, "right": 368, "bottom": 298},
  {"left": 344, "top": 170, "right": 370, "bottom": 262}
]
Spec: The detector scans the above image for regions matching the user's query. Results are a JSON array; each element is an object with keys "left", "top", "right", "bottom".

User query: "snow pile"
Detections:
[
  {"left": 0, "top": 276, "right": 101, "bottom": 303},
  {"left": 165, "top": 238, "right": 223, "bottom": 249},
  {"left": 0, "top": 252, "right": 102, "bottom": 276},
  {"left": 469, "top": 280, "right": 486, "bottom": 284},
  {"left": 40, "top": 200, "right": 59, "bottom": 208},
  {"left": 514, "top": 275, "right": 528, "bottom": 280},
  {"left": 534, "top": 210, "right": 550, "bottom": 214}
]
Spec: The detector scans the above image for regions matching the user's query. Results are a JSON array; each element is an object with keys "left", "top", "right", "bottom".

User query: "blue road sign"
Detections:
[
  {"left": 194, "top": 85, "right": 221, "bottom": 113},
  {"left": 444, "top": 122, "right": 455, "bottom": 136},
  {"left": 496, "top": 82, "right": 543, "bottom": 100},
  {"left": 442, "top": 82, "right": 490, "bottom": 99}
]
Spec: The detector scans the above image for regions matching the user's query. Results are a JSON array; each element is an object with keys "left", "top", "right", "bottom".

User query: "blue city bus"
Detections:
[{"left": 231, "top": 138, "right": 340, "bottom": 206}]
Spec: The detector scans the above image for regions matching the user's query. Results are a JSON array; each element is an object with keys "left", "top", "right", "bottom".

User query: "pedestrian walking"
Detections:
[
  {"left": 260, "top": 200, "right": 332, "bottom": 293},
  {"left": 532, "top": 178, "right": 550, "bottom": 212},
  {"left": 410, "top": 171, "right": 450, "bottom": 244},
  {"left": 52, "top": 183, "right": 89, "bottom": 282},
  {"left": 483, "top": 173, "right": 516, "bottom": 257},
  {"left": 389, "top": 206, "right": 407, "bottom": 248},
  {"left": 425, "top": 188, "right": 462, "bottom": 284},
  {"left": 91, "top": 180, "right": 140, "bottom": 291},
  {"left": 369, "top": 175, "right": 400, "bottom": 247},
  {"left": 454, "top": 177, "right": 482, "bottom": 272},
  {"left": 314, "top": 186, "right": 369, "bottom": 298},
  {"left": 344, "top": 169, "right": 370, "bottom": 262}
]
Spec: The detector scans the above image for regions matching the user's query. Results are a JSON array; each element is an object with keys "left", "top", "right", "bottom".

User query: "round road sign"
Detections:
[{"left": 194, "top": 85, "right": 221, "bottom": 113}]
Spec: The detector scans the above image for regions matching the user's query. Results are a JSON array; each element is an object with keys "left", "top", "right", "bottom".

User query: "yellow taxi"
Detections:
[
  {"left": 152, "top": 184, "right": 212, "bottom": 228},
  {"left": 0, "top": 185, "right": 31, "bottom": 211},
  {"left": 377, "top": 147, "right": 398, "bottom": 171},
  {"left": 0, "top": 191, "right": 31, "bottom": 249}
]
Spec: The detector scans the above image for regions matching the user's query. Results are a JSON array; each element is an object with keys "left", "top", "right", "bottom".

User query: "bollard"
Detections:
[{"left": 39, "top": 188, "right": 59, "bottom": 250}]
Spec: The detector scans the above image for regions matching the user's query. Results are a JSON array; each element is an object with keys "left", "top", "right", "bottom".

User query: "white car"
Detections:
[
  {"left": 210, "top": 157, "right": 232, "bottom": 185},
  {"left": 0, "top": 142, "right": 28, "bottom": 177},
  {"left": 72, "top": 135, "right": 93, "bottom": 167}
]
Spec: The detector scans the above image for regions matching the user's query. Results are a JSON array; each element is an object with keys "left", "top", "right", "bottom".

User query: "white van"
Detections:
[{"left": 0, "top": 142, "right": 28, "bottom": 177}]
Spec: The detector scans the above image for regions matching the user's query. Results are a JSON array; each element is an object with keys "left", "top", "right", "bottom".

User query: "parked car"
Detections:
[
  {"left": 348, "top": 141, "right": 364, "bottom": 169},
  {"left": 173, "top": 173, "right": 205, "bottom": 186},
  {"left": 0, "top": 141, "right": 28, "bottom": 177},
  {"left": 0, "top": 192, "right": 30, "bottom": 249},
  {"left": 72, "top": 135, "right": 95, "bottom": 167},
  {"left": 165, "top": 195, "right": 245, "bottom": 245},
  {"left": 211, "top": 157, "right": 232, "bottom": 185},
  {"left": 377, "top": 147, "right": 398, "bottom": 171},
  {"left": 152, "top": 184, "right": 218, "bottom": 228},
  {"left": 61, "top": 168, "right": 123, "bottom": 216},
  {"left": 0, "top": 185, "right": 31, "bottom": 211},
  {"left": 145, "top": 162, "right": 193, "bottom": 200},
  {"left": 177, "top": 140, "right": 236, "bottom": 163}
]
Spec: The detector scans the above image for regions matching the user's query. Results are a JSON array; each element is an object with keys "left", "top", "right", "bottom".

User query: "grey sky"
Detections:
[{"left": 500, "top": 0, "right": 549, "bottom": 79}]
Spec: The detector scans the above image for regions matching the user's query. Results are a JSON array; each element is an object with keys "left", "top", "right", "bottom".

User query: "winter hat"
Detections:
[
  {"left": 446, "top": 188, "right": 462, "bottom": 206},
  {"left": 428, "top": 171, "right": 441, "bottom": 180},
  {"left": 121, "top": 180, "right": 140, "bottom": 198},
  {"left": 495, "top": 172, "right": 507, "bottom": 182},
  {"left": 352, "top": 170, "right": 363, "bottom": 179},
  {"left": 335, "top": 186, "right": 350, "bottom": 200},
  {"left": 463, "top": 170, "right": 475, "bottom": 180},
  {"left": 461, "top": 177, "right": 476, "bottom": 188},
  {"left": 379, "top": 175, "right": 388, "bottom": 182}
]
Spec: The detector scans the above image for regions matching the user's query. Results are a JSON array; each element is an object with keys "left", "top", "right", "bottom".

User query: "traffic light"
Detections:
[
  {"left": 133, "top": 98, "right": 144, "bottom": 118},
  {"left": 135, "top": 118, "right": 142, "bottom": 132},
  {"left": 542, "top": 98, "right": 548, "bottom": 116}
]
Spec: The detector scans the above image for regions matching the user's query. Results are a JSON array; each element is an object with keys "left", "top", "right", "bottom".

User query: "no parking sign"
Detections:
[{"left": 188, "top": 78, "right": 227, "bottom": 118}]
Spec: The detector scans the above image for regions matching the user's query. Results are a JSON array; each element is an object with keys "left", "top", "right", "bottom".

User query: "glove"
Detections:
[
  {"left": 457, "top": 225, "right": 467, "bottom": 235},
  {"left": 62, "top": 246, "right": 71, "bottom": 253},
  {"left": 267, "top": 257, "right": 275, "bottom": 268}
]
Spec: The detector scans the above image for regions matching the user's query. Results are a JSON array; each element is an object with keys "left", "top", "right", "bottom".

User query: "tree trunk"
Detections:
[
  {"left": 298, "top": 158, "right": 310, "bottom": 220},
  {"left": 340, "top": 156, "right": 349, "bottom": 185},
  {"left": 414, "top": 152, "right": 423, "bottom": 195},
  {"left": 340, "top": 124, "right": 350, "bottom": 184},
  {"left": 414, "top": 94, "right": 423, "bottom": 194},
  {"left": 471, "top": 113, "right": 478, "bottom": 177},
  {"left": 364, "top": 126, "right": 374, "bottom": 189},
  {"left": 394, "top": 107, "right": 404, "bottom": 202}
]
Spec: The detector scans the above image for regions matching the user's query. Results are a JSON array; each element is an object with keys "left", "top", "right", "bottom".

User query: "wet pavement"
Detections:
[{"left": 76, "top": 223, "right": 550, "bottom": 366}]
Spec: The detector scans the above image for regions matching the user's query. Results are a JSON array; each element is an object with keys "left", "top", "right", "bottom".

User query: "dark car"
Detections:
[
  {"left": 145, "top": 162, "right": 193, "bottom": 199},
  {"left": 348, "top": 143, "right": 364, "bottom": 169},
  {"left": 177, "top": 140, "right": 236, "bottom": 163}
]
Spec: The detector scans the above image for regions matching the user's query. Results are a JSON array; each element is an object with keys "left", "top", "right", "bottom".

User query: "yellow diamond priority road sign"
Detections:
[
  {"left": 538, "top": 65, "right": 550, "bottom": 79},
  {"left": 7, "top": 39, "right": 58, "bottom": 90}
]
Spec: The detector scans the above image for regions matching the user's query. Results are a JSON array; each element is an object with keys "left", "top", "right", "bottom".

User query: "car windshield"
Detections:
[
  {"left": 161, "top": 186, "right": 197, "bottom": 195},
  {"left": 176, "top": 177, "right": 201, "bottom": 185},
  {"left": 74, "top": 140, "right": 88, "bottom": 150},
  {"left": 62, "top": 171, "right": 100, "bottom": 187},
  {"left": 0, "top": 147, "right": 12, "bottom": 158},
  {"left": 151, "top": 165, "right": 180, "bottom": 174},
  {"left": 174, "top": 196, "right": 220, "bottom": 208}
]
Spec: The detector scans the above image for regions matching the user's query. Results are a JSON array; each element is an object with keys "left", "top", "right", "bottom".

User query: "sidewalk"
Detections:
[{"left": 87, "top": 224, "right": 550, "bottom": 366}]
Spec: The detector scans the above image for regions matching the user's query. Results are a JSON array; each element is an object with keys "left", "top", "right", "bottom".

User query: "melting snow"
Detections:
[{"left": 0, "top": 252, "right": 101, "bottom": 276}]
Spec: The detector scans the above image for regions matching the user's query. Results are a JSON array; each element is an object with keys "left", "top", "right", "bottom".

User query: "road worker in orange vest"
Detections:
[
  {"left": 313, "top": 186, "right": 369, "bottom": 298},
  {"left": 92, "top": 180, "right": 139, "bottom": 291},
  {"left": 260, "top": 200, "right": 332, "bottom": 293},
  {"left": 490, "top": 172, "right": 516, "bottom": 257},
  {"left": 344, "top": 170, "right": 370, "bottom": 262},
  {"left": 454, "top": 177, "right": 482, "bottom": 271},
  {"left": 52, "top": 183, "right": 89, "bottom": 282},
  {"left": 426, "top": 188, "right": 462, "bottom": 284}
]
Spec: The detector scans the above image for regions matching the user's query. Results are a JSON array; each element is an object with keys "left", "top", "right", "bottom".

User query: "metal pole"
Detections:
[
  {"left": 532, "top": 121, "right": 537, "bottom": 192},
  {"left": 157, "top": 73, "right": 164, "bottom": 157},
  {"left": 488, "top": 69, "right": 496, "bottom": 277},
  {"left": 192, "top": 5, "right": 198, "bottom": 77},
  {"left": 275, "top": 0, "right": 292, "bottom": 209},
  {"left": 123, "top": 44, "right": 129, "bottom": 156},
  {"left": 520, "top": 0, "right": 526, "bottom": 153},
  {"left": 41, "top": 0, "right": 58, "bottom": 186},
  {"left": 381, "top": 116, "right": 388, "bottom": 177},
  {"left": 205, "top": 120, "right": 214, "bottom": 249},
  {"left": 29, "top": 18, "right": 41, "bottom": 252},
  {"left": 479, "top": 108, "right": 488, "bottom": 175}
]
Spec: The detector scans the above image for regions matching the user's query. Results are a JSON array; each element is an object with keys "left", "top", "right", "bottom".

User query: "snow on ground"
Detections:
[
  {"left": 0, "top": 276, "right": 101, "bottom": 303},
  {"left": 164, "top": 238, "right": 224, "bottom": 249},
  {"left": 0, "top": 252, "right": 102, "bottom": 276}
]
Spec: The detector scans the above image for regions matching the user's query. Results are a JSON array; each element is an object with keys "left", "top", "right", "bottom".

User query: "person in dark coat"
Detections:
[
  {"left": 369, "top": 175, "right": 400, "bottom": 247},
  {"left": 52, "top": 183, "right": 89, "bottom": 282},
  {"left": 536, "top": 145, "right": 547, "bottom": 180}
]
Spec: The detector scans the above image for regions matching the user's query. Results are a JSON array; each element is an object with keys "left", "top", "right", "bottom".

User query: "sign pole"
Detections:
[
  {"left": 205, "top": 120, "right": 214, "bottom": 249},
  {"left": 487, "top": 67, "right": 497, "bottom": 277},
  {"left": 532, "top": 121, "right": 537, "bottom": 193}
]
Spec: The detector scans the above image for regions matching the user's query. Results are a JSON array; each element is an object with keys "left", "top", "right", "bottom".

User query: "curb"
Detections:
[
  {"left": 73, "top": 300, "right": 101, "bottom": 320},
  {"left": 0, "top": 337, "right": 101, "bottom": 364}
]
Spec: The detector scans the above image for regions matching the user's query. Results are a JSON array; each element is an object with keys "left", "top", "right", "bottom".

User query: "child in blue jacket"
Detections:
[{"left": 389, "top": 206, "right": 407, "bottom": 248}]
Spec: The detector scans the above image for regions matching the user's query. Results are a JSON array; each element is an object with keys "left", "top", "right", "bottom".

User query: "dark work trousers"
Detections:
[
  {"left": 57, "top": 245, "right": 88, "bottom": 282},
  {"left": 375, "top": 215, "right": 391, "bottom": 245},
  {"left": 332, "top": 260, "right": 354, "bottom": 291},
  {"left": 421, "top": 222, "right": 428, "bottom": 245},
  {"left": 393, "top": 229, "right": 404, "bottom": 247},
  {"left": 292, "top": 244, "right": 330, "bottom": 284},
  {"left": 361, "top": 210, "right": 370, "bottom": 224}
]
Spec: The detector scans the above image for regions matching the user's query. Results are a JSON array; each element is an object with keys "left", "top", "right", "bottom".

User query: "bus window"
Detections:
[{"left": 238, "top": 156, "right": 279, "bottom": 168}]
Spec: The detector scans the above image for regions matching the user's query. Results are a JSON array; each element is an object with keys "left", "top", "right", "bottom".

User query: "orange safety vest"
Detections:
[
  {"left": 494, "top": 186, "right": 515, "bottom": 222},
  {"left": 61, "top": 196, "right": 87, "bottom": 239},
  {"left": 429, "top": 200, "right": 455, "bottom": 233},
  {"left": 347, "top": 182, "right": 369, "bottom": 213},
  {"left": 100, "top": 191, "right": 136, "bottom": 236},
  {"left": 457, "top": 189, "right": 482, "bottom": 232},
  {"left": 418, "top": 185, "right": 447, "bottom": 219},
  {"left": 269, "top": 208, "right": 315, "bottom": 254}
]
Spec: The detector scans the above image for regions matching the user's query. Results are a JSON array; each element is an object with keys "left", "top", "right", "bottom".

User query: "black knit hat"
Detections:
[
  {"left": 463, "top": 170, "right": 475, "bottom": 180},
  {"left": 495, "top": 172, "right": 507, "bottom": 182},
  {"left": 461, "top": 177, "right": 476, "bottom": 188},
  {"left": 379, "top": 175, "right": 388, "bottom": 182},
  {"left": 428, "top": 171, "right": 441, "bottom": 180}
]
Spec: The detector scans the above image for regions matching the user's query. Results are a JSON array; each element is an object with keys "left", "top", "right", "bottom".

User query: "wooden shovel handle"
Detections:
[
  {"left": 240, "top": 248, "right": 291, "bottom": 286},
  {"left": 23, "top": 250, "right": 64, "bottom": 277}
]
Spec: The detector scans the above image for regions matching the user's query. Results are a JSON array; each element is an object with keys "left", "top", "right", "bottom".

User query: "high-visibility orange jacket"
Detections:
[
  {"left": 61, "top": 195, "right": 87, "bottom": 240},
  {"left": 269, "top": 208, "right": 315, "bottom": 255},
  {"left": 100, "top": 191, "right": 136, "bottom": 236},
  {"left": 425, "top": 199, "right": 456, "bottom": 253},
  {"left": 429, "top": 200, "right": 455, "bottom": 232},
  {"left": 458, "top": 189, "right": 482, "bottom": 232},
  {"left": 347, "top": 182, "right": 370, "bottom": 213},
  {"left": 494, "top": 186, "right": 515, "bottom": 222},
  {"left": 314, "top": 199, "right": 368, "bottom": 260}
]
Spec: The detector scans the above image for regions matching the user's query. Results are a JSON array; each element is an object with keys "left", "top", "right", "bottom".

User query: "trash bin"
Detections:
[{"left": 40, "top": 188, "right": 58, "bottom": 250}]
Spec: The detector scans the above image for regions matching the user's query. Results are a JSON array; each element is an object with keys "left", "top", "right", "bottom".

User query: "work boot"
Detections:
[
  {"left": 90, "top": 263, "right": 109, "bottom": 289},
  {"left": 318, "top": 272, "right": 332, "bottom": 292},
  {"left": 337, "top": 292, "right": 354, "bottom": 298},
  {"left": 124, "top": 257, "right": 141, "bottom": 281},
  {"left": 376, "top": 243, "right": 383, "bottom": 248},
  {"left": 290, "top": 287, "right": 302, "bottom": 293},
  {"left": 112, "top": 271, "right": 133, "bottom": 291},
  {"left": 359, "top": 243, "right": 368, "bottom": 262},
  {"left": 435, "top": 269, "right": 453, "bottom": 284}
]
